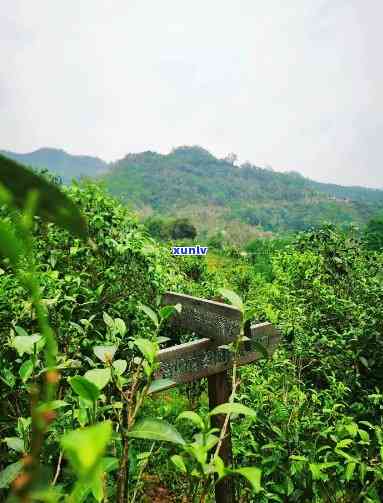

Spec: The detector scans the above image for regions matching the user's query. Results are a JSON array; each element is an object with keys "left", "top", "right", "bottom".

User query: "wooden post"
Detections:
[{"left": 208, "top": 371, "right": 235, "bottom": 503}]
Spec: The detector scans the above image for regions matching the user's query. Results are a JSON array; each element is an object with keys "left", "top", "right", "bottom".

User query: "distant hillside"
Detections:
[
  {"left": 0, "top": 148, "right": 109, "bottom": 183},
  {"left": 103, "top": 146, "right": 383, "bottom": 233}
]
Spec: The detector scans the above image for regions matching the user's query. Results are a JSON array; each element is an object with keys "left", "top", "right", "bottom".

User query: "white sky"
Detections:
[{"left": 1, "top": 0, "right": 382, "bottom": 188}]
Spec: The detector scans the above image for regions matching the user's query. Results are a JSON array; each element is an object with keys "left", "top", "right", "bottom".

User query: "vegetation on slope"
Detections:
[{"left": 103, "top": 146, "right": 383, "bottom": 234}]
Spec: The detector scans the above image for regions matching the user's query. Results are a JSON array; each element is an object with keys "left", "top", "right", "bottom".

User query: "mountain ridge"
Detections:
[
  {"left": 0, "top": 147, "right": 109, "bottom": 183},
  {"left": 2, "top": 146, "right": 382, "bottom": 234}
]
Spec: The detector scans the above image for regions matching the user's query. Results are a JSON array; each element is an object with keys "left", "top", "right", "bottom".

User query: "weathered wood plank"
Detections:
[
  {"left": 154, "top": 322, "right": 281, "bottom": 389},
  {"left": 162, "top": 291, "right": 242, "bottom": 344}
]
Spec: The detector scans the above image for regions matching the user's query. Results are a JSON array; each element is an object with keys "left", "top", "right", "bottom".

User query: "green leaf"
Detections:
[
  {"left": 209, "top": 403, "right": 256, "bottom": 418},
  {"left": 335, "top": 449, "right": 359, "bottom": 463},
  {"left": 358, "top": 430, "right": 370, "bottom": 443},
  {"left": 19, "top": 359, "right": 33, "bottom": 382},
  {"left": 84, "top": 369, "right": 111, "bottom": 390},
  {"left": 345, "top": 462, "right": 357, "bottom": 481},
  {"left": 336, "top": 439, "right": 353, "bottom": 449},
  {"left": 113, "top": 318, "right": 126, "bottom": 337},
  {"left": 309, "top": 462, "right": 338, "bottom": 480},
  {"left": 112, "top": 359, "right": 127, "bottom": 375},
  {"left": 4, "top": 437, "right": 24, "bottom": 452},
  {"left": 102, "top": 312, "right": 114, "bottom": 329},
  {"left": 69, "top": 376, "right": 100, "bottom": 402},
  {"left": 345, "top": 422, "right": 358, "bottom": 438},
  {"left": 289, "top": 455, "right": 308, "bottom": 462},
  {"left": 214, "top": 456, "right": 226, "bottom": 480},
  {"left": 148, "top": 378, "right": 175, "bottom": 394},
  {"left": 93, "top": 345, "right": 117, "bottom": 363},
  {"left": 0, "top": 460, "right": 23, "bottom": 489},
  {"left": 12, "top": 334, "right": 43, "bottom": 357},
  {"left": 177, "top": 411, "right": 205, "bottom": 430},
  {"left": 138, "top": 304, "right": 159, "bottom": 327},
  {"left": 0, "top": 155, "right": 88, "bottom": 238},
  {"left": 233, "top": 467, "right": 262, "bottom": 493},
  {"left": 134, "top": 338, "right": 157, "bottom": 364},
  {"left": 61, "top": 421, "right": 112, "bottom": 477},
  {"left": 159, "top": 305, "right": 180, "bottom": 322},
  {"left": 171, "top": 454, "right": 187, "bottom": 473},
  {"left": 128, "top": 418, "right": 185, "bottom": 445},
  {"left": 217, "top": 288, "right": 243, "bottom": 312}
]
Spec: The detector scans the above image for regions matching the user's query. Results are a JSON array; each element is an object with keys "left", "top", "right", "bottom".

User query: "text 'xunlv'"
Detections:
[{"left": 172, "top": 246, "right": 208, "bottom": 256}]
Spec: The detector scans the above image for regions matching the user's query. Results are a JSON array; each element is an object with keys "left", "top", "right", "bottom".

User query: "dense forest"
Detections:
[
  {"left": 103, "top": 146, "right": 383, "bottom": 235},
  {"left": 0, "top": 154, "right": 383, "bottom": 502}
]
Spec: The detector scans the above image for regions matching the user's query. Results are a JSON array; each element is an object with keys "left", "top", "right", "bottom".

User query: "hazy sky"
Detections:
[{"left": 1, "top": 1, "right": 382, "bottom": 188}]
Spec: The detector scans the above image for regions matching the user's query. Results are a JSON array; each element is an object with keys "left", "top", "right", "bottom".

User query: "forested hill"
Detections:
[
  {"left": 2, "top": 145, "right": 382, "bottom": 232},
  {"left": 0, "top": 148, "right": 108, "bottom": 183},
  {"left": 103, "top": 146, "right": 383, "bottom": 232}
]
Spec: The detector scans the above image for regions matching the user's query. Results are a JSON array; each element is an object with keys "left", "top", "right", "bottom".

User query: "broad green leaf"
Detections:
[
  {"left": 0, "top": 155, "right": 88, "bottom": 238},
  {"left": 112, "top": 359, "right": 127, "bottom": 375},
  {"left": 84, "top": 368, "right": 111, "bottom": 390},
  {"left": 217, "top": 288, "right": 243, "bottom": 312},
  {"left": 12, "top": 334, "right": 42, "bottom": 357},
  {"left": 336, "top": 439, "right": 353, "bottom": 449},
  {"left": 19, "top": 359, "right": 33, "bottom": 382},
  {"left": 14, "top": 326, "right": 29, "bottom": 338},
  {"left": 159, "top": 305, "right": 180, "bottom": 321},
  {"left": 289, "top": 455, "right": 308, "bottom": 462},
  {"left": 69, "top": 376, "right": 100, "bottom": 402},
  {"left": 177, "top": 411, "right": 205, "bottom": 430},
  {"left": 128, "top": 418, "right": 185, "bottom": 445},
  {"left": 209, "top": 403, "right": 256, "bottom": 418},
  {"left": 0, "top": 460, "right": 23, "bottom": 488},
  {"left": 114, "top": 318, "right": 126, "bottom": 337},
  {"left": 309, "top": 462, "right": 338, "bottom": 480},
  {"left": 134, "top": 338, "right": 157, "bottom": 364},
  {"left": 4, "top": 437, "right": 24, "bottom": 452},
  {"left": 233, "top": 467, "right": 262, "bottom": 493},
  {"left": 214, "top": 456, "right": 226, "bottom": 480},
  {"left": 335, "top": 449, "right": 358, "bottom": 463},
  {"left": 171, "top": 454, "right": 187, "bottom": 473},
  {"left": 148, "top": 378, "right": 176, "bottom": 394},
  {"left": 193, "top": 433, "right": 219, "bottom": 451},
  {"left": 61, "top": 421, "right": 112, "bottom": 477},
  {"left": 102, "top": 312, "right": 114, "bottom": 329},
  {"left": 345, "top": 422, "right": 358, "bottom": 438},
  {"left": 358, "top": 430, "right": 370, "bottom": 442},
  {"left": 93, "top": 345, "right": 117, "bottom": 363},
  {"left": 345, "top": 462, "right": 357, "bottom": 481},
  {"left": 138, "top": 304, "right": 159, "bottom": 327}
]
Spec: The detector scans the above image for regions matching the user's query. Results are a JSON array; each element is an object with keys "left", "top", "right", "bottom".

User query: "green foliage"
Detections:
[
  {"left": 103, "top": 146, "right": 383, "bottom": 234},
  {"left": 1, "top": 162, "right": 382, "bottom": 502},
  {"left": 364, "top": 212, "right": 383, "bottom": 250},
  {"left": 144, "top": 215, "right": 197, "bottom": 241}
]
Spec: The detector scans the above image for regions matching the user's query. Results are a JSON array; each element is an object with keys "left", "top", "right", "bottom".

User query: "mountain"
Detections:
[
  {"left": 0, "top": 148, "right": 109, "bottom": 183},
  {"left": 103, "top": 146, "right": 383, "bottom": 234},
  {"left": 2, "top": 145, "right": 382, "bottom": 236}
]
